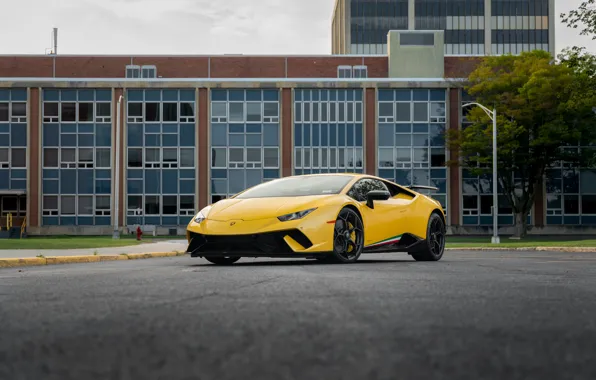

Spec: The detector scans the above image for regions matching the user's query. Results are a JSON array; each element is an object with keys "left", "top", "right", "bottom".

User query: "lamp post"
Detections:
[
  {"left": 462, "top": 102, "right": 500, "bottom": 244},
  {"left": 113, "top": 95, "right": 123, "bottom": 239}
]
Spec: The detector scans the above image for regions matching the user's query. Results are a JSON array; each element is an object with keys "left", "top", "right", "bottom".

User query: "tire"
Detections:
[
  {"left": 411, "top": 212, "right": 446, "bottom": 262},
  {"left": 204, "top": 256, "right": 241, "bottom": 265},
  {"left": 331, "top": 207, "right": 365, "bottom": 263}
]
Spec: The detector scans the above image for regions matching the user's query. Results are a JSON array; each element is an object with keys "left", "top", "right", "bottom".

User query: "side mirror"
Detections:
[{"left": 366, "top": 190, "right": 391, "bottom": 209}]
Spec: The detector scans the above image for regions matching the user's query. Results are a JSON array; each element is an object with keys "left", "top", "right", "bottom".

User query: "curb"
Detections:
[
  {"left": 0, "top": 251, "right": 187, "bottom": 269},
  {"left": 446, "top": 247, "right": 596, "bottom": 252}
]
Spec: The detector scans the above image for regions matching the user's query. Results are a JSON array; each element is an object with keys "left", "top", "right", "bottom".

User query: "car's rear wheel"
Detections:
[
  {"left": 204, "top": 256, "right": 240, "bottom": 265},
  {"left": 410, "top": 212, "right": 445, "bottom": 261},
  {"left": 331, "top": 207, "right": 364, "bottom": 263}
]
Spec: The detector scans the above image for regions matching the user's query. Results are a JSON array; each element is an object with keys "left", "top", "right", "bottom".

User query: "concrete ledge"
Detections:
[
  {"left": 446, "top": 247, "right": 596, "bottom": 252},
  {"left": 0, "top": 252, "right": 186, "bottom": 268}
]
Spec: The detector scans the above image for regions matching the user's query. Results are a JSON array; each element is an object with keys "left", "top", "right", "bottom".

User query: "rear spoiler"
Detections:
[{"left": 406, "top": 185, "right": 439, "bottom": 192}]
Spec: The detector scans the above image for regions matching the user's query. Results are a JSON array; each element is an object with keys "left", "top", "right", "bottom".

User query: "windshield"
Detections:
[{"left": 235, "top": 175, "right": 354, "bottom": 199}]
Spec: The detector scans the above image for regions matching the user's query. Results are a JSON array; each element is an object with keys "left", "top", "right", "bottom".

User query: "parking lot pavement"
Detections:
[
  {"left": 1, "top": 250, "right": 595, "bottom": 380},
  {"left": 0, "top": 240, "right": 188, "bottom": 258}
]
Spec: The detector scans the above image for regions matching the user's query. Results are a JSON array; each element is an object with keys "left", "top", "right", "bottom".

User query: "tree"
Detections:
[
  {"left": 561, "top": 1, "right": 596, "bottom": 40},
  {"left": 447, "top": 50, "right": 596, "bottom": 238}
]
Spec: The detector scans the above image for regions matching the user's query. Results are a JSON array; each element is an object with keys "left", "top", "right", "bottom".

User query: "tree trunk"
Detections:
[{"left": 513, "top": 211, "right": 528, "bottom": 238}]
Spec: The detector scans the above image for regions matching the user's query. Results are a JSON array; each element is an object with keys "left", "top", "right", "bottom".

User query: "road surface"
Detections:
[{"left": 1, "top": 251, "right": 595, "bottom": 380}]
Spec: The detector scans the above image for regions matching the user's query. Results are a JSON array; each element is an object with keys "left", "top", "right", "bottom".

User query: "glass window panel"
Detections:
[
  {"left": 61, "top": 148, "right": 76, "bottom": 163},
  {"left": 0, "top": 103, "right": 8, "bottom": 121},
  {"left": 246, "top": 102, "right": 262, "bottom": 122},
  {"left": 480, "top": 195, "right": 493, "bottom": 214},
  {"left": 96, "top": 149, "right": 110, "bottom": 168},
  {"left": 320, "top": 103, "right": 328, "bottom": 122},
  {"left": 96, "top": 196, "right": 110, "bottom": 210},
  {"left": 79, "top": 148, "right": 93, "bottom": 162},
  {"left": 163, "top": 103, "right": 178, "bottom": 122},
  {"left": 395, "top": 103, "right": 410, "bottom": 122},
  {"left": 379, "top": 148, "right": 394, "bottom": 167},
  {"left": 246, "top": 148, "right": 261, "bottom": 163},
  {"left": 338, "top": 103, "right": 345, "bottom": 122},
  {"left": 0, "top": 148, "right": 7, "bottom": 162},
  {"left": 44, "top": 195, "right": 58, "bottom": 210},
  {"left": 212, "top": 148, "right": 227, "bottom": 167},
  {"left": 44, "top": 103, "right": 58, "bottom": 117},
  {"left": 546, "top": 195, "right": 561, "bottom": 209},
  {"left": 264, "top": 148, "right": 278, "bottom": 168},
  {"left": 145, "top": 103, "right": 160, "bottom": 122},
  {"left": 564, "top": 195, "right": 579, "bottom": 214},
  {"left": 430, "top": 102, "right": 446, "bottom": 118},
  {"left": 61, "top": 103, "right": 76, "bottom": 122},
  {"left": 180, "top": 195, "right": 195, "bottom": 211},
  {"left": 580, "top": 170, "right": 596, "bottom": 193},
  {"left": 304, "top": 103, "right": 311, "bottom": 121},
  {"left": 12, "top": 103, "right": 26, "bottom": 117},
  {"left": 212, "top": 102, "right": 227, "bottom": 117},
  {"left": 329, "top": 147, "right": 337, "bottom": 167},
  {"left": 163, "top": 195, "right": 178, "bottom": 215},
  {"left": 96, "top": 103, "right": 110, "bottom": 117},
  {"left": 229, "top": 103, "right": 244, "bottom": 122},
  {"left": 10, "top": 149, "right": 25, "bottom": 167},
  {"left": 78, "top": 103, "right": 93, "bottom": 122},
  {"left": 395, "top": 147, "right": 412, "bottom": 162},
  {"left": 294, "top": 148, "right": 302, "bottom": 168},
  {"left": 43, "top": 148, "right": 58, "bottom": 167},
  {"left": 430, "top": 148, "right": 446, "bottom": 167},
  {"left": 180, "top": 102, "right": 195, "bottom": 117},
  {"left": 263, "top": 102, "right": 278, "bottom": 117},
  {"left": 163, "top": 148, "right": 177, "bottom": 163},
  {"left": 128, "top": 148, "right": 143, "bottom": 167},
  {"left": 180, "top": 148, "right": 194, "bottom": 168},
  {"left": 145, "top": 195, "right": 160, "bottom": 215},
  {"left": 144, "top": 149, "right": 160, "bottom": 164},
  {"left": 463, "top": 195, "right": 478, "bottom": 209},
  {"left": 128, "top": 195, "right": 143, "bottom": 211},
  {"left": 128, "top": 103, "right": 142, "bottom": 117},
  {"left": 413, "top": 103, "right": 429, "bottom": 122},
  {"left": 229, "top": 148, "right": 244, "bottom": 163},
  {"left": 321, "top": 147, "right": 328, "bottom": 167},
  {"left": 330, "top": 103, "right": 337, "bottom": 122},
  {"left": 562, "top": 170, "right": 579, "bottom": 193},
  {"left": 582, "top": 195, "right": 596, "bottom": 214},
  {"left": 61, "top": 196, "right": 76, "bottom": 215},
  {"left": 78, "top": 196, "right": 93, "bottom": 215}
]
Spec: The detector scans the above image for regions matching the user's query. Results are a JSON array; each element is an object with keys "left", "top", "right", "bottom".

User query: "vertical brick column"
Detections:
[
  {"left": 28, "top": 88, "right": 40, "bottom": 228},
  {"left": 365, "top": 88, "right": 376, "bottom": 175},
  {"left": 113, "top": 88, "right": 125, "bottom": 227},
  {"left": 198, "top": 88, "right": 209, "bottom": 209},
  {"left": 448, "top": 88, "right": 461, "bottom": 227},
  {"left": 281, "top": 88, "right": 293, "bottom": 177}
]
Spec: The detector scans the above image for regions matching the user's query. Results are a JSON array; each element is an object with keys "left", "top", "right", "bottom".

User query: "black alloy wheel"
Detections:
[
  {"left": 330, "top": 208, "right": 364, "bottom": 263},
  {"left": 204, "top": 256, "right": 241, "bottom": 265},
  {"left": 411, "top": 212, "right": 445, "bottom": 261}
]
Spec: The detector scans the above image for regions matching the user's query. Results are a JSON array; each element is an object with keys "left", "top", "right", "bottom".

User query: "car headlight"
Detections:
[
  {"left": 194, "top": 206, "right": 211, "bottom": 224},
  {"left": 277, "top": 208, "right": 317, "bottom": 222}
]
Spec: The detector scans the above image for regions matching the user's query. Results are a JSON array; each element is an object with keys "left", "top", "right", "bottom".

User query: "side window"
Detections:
[{"left": 348, "top": 178, "right": 388, "bottom": 202}]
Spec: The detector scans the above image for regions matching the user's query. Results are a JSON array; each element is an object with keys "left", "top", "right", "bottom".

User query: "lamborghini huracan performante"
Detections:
[{"left": 186, "top": 174, "right": 446, "bottom": 265}]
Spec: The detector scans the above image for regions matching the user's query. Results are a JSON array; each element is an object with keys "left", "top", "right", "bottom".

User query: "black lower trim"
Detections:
[
  {"left": 186, "top": 229, "right": 313, "bottom": 257},
  {"left": 362, "top": 233, "right": 427, "bottom": 254}
]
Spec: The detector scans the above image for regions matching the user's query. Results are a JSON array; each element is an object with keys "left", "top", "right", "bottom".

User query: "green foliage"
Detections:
[
  {"left": 561, "top": 1, "right": 596, "bottom": 40},
  {"left": 447, "top": 50, "right": 596, "bottom": 236}
]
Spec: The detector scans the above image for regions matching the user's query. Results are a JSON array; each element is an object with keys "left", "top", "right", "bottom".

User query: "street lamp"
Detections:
[
  {"left": 113, "top": 95, "right": 123, "bottom": 239},
  {"left": 462, "top": 102, "right": 500, "bottom": 244}
]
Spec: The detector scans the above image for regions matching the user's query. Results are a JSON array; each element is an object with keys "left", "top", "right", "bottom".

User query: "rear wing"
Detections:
[{"left": 405, "top": 185, "right": 439, "bottom": 192}]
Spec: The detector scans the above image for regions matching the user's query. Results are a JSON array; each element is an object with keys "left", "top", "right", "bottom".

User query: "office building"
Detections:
[
  {"left": 0, "top": 23, "right": 590, "bottom": 236},
  {"left": 332, "top": 0, "right": 555, "bottom": 55}
]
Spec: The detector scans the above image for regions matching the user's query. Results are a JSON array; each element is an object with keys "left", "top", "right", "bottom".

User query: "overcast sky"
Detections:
[{"left": 0, "top": 0, "right": 594, "bottom": 55}]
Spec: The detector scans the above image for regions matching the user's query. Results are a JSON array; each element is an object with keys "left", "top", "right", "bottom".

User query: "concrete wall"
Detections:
[{"left": 388, "top": 30, "right": 445, "bottom": 78}]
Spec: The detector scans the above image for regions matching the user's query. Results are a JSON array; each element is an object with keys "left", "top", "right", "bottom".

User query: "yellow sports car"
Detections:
[{"left": 186, "top": 173, "right": 446, "bottom": 265}]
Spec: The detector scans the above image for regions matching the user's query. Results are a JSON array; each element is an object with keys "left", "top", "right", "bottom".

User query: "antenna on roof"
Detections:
[{"left": 52, "top": 28, "right": 58, "bottom": 55}]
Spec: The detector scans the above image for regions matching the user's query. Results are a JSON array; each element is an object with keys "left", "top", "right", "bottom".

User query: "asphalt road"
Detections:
[{"left": 1, "top": 251, "right": 595, "bottom": 380}]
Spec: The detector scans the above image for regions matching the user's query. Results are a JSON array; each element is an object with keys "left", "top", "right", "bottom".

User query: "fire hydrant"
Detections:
[{"left": 136, "top": 226, "right": 143, "bottom": 241}]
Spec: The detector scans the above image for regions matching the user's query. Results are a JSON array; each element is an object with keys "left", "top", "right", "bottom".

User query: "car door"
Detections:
[{"left": 347, "top": 178, "right": 412, "bottom": 247}]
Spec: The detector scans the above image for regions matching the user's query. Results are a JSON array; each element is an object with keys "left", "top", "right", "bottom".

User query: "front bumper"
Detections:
[{"left": 186, "top": 229, "right": 315, "bottom": 257}]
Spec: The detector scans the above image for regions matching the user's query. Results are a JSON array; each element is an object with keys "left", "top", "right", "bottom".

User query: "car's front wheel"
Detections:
[
  {"left": 204, "top": 256, "right": 240, "bottom": 265},
  {"left": 331, "top": 207, "right": 364, "bottom": 263},
  {"left": 410, "top": 212, "right": 445, "bottom": 261}
]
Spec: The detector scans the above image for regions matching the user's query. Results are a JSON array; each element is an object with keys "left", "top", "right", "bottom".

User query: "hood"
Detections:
[{"left": 207, "top": 195, "right": 330, "bottom": 221}]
